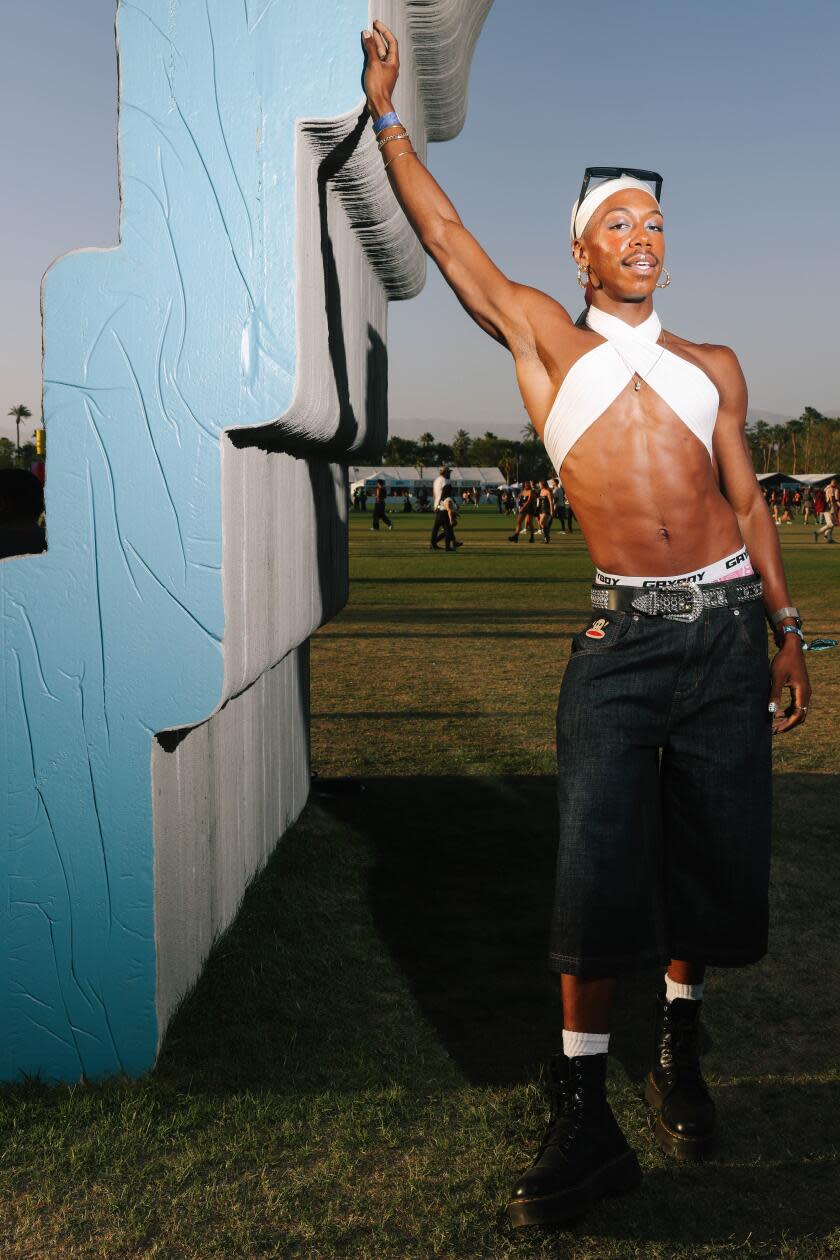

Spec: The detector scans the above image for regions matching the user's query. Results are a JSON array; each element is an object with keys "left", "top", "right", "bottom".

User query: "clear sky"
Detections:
[{"left": 2, "top": 0, "right": 838, "bottom": 444}]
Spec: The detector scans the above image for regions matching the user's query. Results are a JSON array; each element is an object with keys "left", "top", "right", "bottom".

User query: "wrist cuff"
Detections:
[{"left": 373, "top": 111, "right": 401, "bottom": 135}]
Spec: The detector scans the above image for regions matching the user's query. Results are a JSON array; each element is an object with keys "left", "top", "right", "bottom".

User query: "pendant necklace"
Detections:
[{"left": 614, "top": 329, "right": 667, "bottom": 392}]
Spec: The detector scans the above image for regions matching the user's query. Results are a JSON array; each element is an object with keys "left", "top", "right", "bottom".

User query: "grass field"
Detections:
[{"left": 2, "top": 507, "right": 838, "bottom": 1259}]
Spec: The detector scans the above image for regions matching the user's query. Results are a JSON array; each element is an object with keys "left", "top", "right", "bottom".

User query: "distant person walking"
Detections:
[
  {"left": 439, "top": 482, "right": 462, "bottom": 550},
  {"left": 801, "top": 487, "right": 814, "bottom": 525},
  {"left": 431, "top": 464, "right": 453, "bottom": 550},
  {"left": 370, "top": 479, "right": 394, "bottom": 532},
  {"left": 537, "top": 479, "right": 555, "bottom": 543},
  {"left": 509, "top": 480, "right": 536, "bottom": 543},
  {"left": 814, "top": 479, "right": 837, "bottom": 544}
]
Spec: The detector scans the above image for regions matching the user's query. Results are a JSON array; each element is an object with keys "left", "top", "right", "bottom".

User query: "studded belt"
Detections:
[{"left": 590, "top": 575, "right": 764, "bottom": 624}]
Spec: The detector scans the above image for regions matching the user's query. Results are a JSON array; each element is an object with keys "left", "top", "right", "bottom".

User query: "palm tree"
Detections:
[
  {"left": 768, "top": 425, "right": 787, "bottom": 472},
  {"left": 499, "top": 448, "right": 516, "bottom": 484},
  {"left": 8, "top": 404, "right": 32, "bottom": 464},
  {"left": 416, "top": 431, "right": 435, "bottom": 479},
  {"left": 521, "top": 419, "right": 539, "bottom": 442},
  {"left": 451, "top": 428, "right": 472, "bottom": 465},
  {"left": 786, "top": 420, "right": 804, "bottom": 474},
  {"left": 752, "top": 421, "right": 772, "bottom": 473}
]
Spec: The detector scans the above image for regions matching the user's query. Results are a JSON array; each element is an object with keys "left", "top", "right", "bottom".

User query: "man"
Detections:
[
  {"left": 551, "top": 477, "right": 567, "bottom": 534},
  {"left": 814, "top": 479, "right": 837, "bottom": 543},
  {"left": 439, "top": 481, "right": 460, "bottom": 548},
  {"left": 362, "top": 21, "right": 810, "bottom": 1227},
  {"left": 431, "top": 464, "right": 458, "bottom": 550}
]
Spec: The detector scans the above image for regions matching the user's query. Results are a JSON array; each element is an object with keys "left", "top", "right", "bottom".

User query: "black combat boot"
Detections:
[
  {"left": 507, "top": 1054, "right": 641, "bottom": 1229},
  {"left": 645, "top": 993, "right": 716, "bottom": 1161}
]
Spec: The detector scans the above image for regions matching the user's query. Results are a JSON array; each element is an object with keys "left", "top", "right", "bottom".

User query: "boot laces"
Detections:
[
  {"left": 535, "top": 1073, "right": 593, "bottom": 1159},
  {"left": 665, "top": 1011, "right": 703, "bottom": 1083}
]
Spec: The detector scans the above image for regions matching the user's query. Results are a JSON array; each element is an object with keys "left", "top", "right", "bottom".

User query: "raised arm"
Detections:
[{"left": 361, "top": 21, "right": 564, "bottom": 353}]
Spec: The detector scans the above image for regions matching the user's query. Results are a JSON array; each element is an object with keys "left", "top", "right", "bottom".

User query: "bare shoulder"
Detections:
[
  {"left": 663, "top": 329, "right": 747, "bottom": 412},
  {"left": 516, "top": 284, "right": 573, "bottom": 326}
]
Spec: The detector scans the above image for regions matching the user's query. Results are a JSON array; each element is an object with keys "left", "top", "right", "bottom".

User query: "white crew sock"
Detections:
[
  {"left": 562, "top": 1030, "right": 610, "bottom": 1058},
  {"left": 665, "top": 972, "right": 705, "bottom": 1003}
]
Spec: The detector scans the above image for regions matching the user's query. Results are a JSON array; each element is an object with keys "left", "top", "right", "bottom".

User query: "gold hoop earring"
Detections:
[
  {"left": 577, "top": 264, "right": 589, "bottom": 290},
  {"left": 656, "top": 267, "right": 671, "bottom": 289}
]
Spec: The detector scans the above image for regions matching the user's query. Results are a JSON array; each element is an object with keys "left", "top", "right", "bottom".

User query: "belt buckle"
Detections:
[{"left": 664, "top": 583, "right": 704, "bottom": 623}]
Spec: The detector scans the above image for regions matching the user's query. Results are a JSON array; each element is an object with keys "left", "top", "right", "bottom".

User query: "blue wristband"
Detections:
[
  {"left": 373, "top": 111, "right": 401, "bottom": 135},
  {"left": 775, "top": 624, "right": 806, "bottom": 648}
]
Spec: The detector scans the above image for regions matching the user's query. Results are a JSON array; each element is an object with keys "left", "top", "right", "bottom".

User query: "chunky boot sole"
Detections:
[
  {"left": 645, "top": 1074, "right": 716, "bottom": 1163},
  {"left": 507, "top": 1148, "right": 642, "bottom": 1229}
]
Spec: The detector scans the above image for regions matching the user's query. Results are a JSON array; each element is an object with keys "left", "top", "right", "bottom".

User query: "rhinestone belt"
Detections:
[{"left": 590, "top": 576, "right": 764, "bottom": 624}]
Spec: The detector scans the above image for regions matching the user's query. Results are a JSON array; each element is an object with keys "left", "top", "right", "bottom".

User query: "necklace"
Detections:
[{"left": 612, "top": 329, "right": 667, "bottom": 391}]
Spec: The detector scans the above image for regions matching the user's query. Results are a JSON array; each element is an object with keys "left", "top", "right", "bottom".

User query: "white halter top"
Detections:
[{"left": 542, "top": 306, "right": 720, "bottom": 471}]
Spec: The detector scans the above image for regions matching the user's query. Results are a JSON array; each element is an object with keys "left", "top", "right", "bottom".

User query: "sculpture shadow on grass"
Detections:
[{"left": 323, "top": 774, "right": 666, "bottom": 1088}]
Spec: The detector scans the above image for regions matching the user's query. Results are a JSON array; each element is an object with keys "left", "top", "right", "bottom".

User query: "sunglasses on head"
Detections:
[{"left": 577, "top": 166, "right": 664, "bottom": 210}]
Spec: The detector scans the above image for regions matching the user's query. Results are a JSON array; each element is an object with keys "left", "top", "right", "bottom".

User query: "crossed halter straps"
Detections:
[{"left": 542, "top": 306, "right": 720, "bottom": 472}]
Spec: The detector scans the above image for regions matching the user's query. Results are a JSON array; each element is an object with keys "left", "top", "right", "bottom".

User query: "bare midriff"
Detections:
[{"left": 558, "top": 383, "right": 743, "bottom": 577}]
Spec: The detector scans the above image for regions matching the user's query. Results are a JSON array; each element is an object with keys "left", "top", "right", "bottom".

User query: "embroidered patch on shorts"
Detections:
[{"left": 585, "top": 618, "right": 608, "bottom": 640}]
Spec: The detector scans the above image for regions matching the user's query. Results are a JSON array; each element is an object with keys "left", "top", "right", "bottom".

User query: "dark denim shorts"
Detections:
[{"left": 549, "top": 596, "right": 772, "bottom": 977}]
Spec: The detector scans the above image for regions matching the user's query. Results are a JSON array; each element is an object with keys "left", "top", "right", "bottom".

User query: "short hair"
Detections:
[{"left": 0, "top": 469, "right": 44, "bottom": 522}]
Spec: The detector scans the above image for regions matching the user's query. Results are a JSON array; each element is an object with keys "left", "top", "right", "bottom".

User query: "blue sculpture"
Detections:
[{"left": 0, "top": 0, "right": 491, "bottom": 1082}]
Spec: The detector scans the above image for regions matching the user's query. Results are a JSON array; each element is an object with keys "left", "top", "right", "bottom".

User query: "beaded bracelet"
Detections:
[
  {"left": 373, "top": 110, "right": 401, "bottom": 135},
  {"left": 377, "top": 130, "right": 410, "bottom": 150},
  {"left": 383, "top": 149, "right": 414, "bottom": 172}
]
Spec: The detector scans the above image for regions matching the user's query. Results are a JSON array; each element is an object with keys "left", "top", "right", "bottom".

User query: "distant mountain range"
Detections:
[{"left": 747, "top": 409, "right": 795, "bottom": 427}]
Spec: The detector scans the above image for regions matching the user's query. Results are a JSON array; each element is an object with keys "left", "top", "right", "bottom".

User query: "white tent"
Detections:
[
  {"left": 756, "top": 471, "right": 838, "bottom": 488},
  {"left": 348, "top": 465, "right": 504, "bottom": 491},
  {"left": 792, "top": 472, "right": 839, "bottom": 487}
]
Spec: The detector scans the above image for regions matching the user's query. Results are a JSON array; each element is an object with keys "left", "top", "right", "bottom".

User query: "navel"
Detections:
[{"left": 658, "top": 526, "right": 670, "bottom": 541}]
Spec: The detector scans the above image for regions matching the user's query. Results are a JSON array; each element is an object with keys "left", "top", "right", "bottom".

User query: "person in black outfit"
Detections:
[
  {"left": 509, "top": 480, "right": 537, "bottom": 543},
  {"left": 370, "top": 480, "right": 393, "bottom": 531},
  {"left": 0, "top": 469, "right": 46, "bottom": 559}
]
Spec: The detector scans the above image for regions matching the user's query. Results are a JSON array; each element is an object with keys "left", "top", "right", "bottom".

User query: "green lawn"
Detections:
[{"left": 2, "top": 507, "right": 838, "bottom": 1259}]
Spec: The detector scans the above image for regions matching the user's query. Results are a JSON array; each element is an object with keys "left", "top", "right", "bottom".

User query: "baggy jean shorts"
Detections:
[{"left": 549, "top": 599, "right": 772, "bottom": 977}]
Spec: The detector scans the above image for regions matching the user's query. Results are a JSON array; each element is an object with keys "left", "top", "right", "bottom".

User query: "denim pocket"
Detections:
[
  {"left": 570, "top": 610, "right": 636, "bottom": 655},
  {"left": 733, "top": 604, "right": 770, "bottom": 663}
]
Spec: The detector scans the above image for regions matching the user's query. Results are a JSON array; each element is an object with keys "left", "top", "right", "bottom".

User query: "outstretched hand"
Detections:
[{"left": 361, "top": 19, "right": 400, "bottom": 112}]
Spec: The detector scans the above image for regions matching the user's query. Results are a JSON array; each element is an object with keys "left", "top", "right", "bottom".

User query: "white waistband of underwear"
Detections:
[{"left": 595, "top": 547, "right": 754, "bottom": 588}]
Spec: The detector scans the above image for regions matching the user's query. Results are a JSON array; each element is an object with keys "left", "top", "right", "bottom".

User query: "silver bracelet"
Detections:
[{"left": 769, "top": 605, "right": 801, "bottom": 627}]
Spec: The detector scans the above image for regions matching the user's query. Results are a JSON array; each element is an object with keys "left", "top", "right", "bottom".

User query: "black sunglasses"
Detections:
[{"left": 577, "top": 166, "right": 663, "bottom": 211}]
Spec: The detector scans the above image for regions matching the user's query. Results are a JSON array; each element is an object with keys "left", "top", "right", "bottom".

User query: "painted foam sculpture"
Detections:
[{"left": 0, "top": 0, "right": 492, "bottom": 1082}]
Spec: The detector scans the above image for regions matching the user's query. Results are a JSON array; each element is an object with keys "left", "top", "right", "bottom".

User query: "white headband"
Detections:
[{"left": 570, "top": 176, "right": 660, "bottom": 244}]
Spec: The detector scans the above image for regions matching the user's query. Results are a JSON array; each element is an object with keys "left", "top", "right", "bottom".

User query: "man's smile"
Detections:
[{"left": 624, "top": 253, "right": 659, "bottom": 273}]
